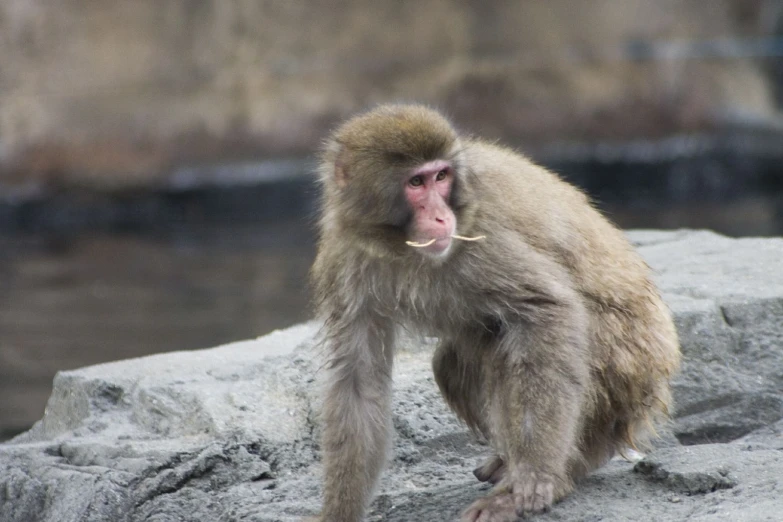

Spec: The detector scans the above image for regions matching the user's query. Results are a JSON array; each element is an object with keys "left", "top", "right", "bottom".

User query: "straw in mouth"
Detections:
[{"left": 406, "top": 235, "right": 486, "bottom": 248}]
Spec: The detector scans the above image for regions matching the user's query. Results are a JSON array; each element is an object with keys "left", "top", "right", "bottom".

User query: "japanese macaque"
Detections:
[{"left": 308, "top": 104, "right": 680, "bottom": 522}]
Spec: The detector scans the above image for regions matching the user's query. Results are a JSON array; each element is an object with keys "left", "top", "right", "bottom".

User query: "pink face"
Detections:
[{"left": 405, "top": 160, "right": 456, "bottom": 258}]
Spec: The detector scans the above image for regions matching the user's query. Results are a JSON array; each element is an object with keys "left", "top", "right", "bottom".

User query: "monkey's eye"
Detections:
[
  {"left": 436, "top": 168, "right": 448, "bottom": 181},
  {"left": 409, "top": 175, "right": 424, "bottom": 187}
]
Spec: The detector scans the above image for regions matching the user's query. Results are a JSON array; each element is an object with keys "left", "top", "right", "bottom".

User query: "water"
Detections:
[
  {"left": 1, "top": 142, "right": 782, "bottom": 440},
  {"left": 0, "top": 223, "right": 316, "bottom": 440}
]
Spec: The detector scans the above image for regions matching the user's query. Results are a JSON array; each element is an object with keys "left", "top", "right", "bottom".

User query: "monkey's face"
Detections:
[
  {"left": 320, "top": 104, "right": 478, "bottom": 262},
  {"left": 403, "top": 159, "right": 457, "bottom": 258}
]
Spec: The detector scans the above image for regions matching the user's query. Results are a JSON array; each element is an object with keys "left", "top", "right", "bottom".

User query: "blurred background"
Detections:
[{"left": 1, "top": 0, "right": 782, "bottom": 440}]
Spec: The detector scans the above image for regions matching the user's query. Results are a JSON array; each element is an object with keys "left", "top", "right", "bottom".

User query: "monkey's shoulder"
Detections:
[{"left": 463, "top": 140, "right": 587, "bottom": 204}]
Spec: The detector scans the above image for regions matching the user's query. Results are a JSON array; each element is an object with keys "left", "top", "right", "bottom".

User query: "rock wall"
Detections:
[
  {"left": 1, "top": 0, "right": 781, "bottom": 190},
  {"left": 1, "top": 230, "right": 783, "bottom": 521}
]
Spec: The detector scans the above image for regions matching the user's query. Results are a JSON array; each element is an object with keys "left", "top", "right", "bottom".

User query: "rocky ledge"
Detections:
[{"left": 2, "top": 229, "right": 783, "bottom": 522}]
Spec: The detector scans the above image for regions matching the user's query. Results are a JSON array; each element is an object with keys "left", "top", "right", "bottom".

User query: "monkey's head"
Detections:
[{"left": 319, "top": 104, "right": 477, "bottom": 261}]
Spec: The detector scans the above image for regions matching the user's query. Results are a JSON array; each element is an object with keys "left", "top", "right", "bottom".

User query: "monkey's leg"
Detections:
[
  {"left": 433, "top": 338, "right": 489, "bottom": 437},
  {"left": 318, "top": 321, "right": 395, "bottom": 522},
  {"left": 433, "top": 339, "right": 506, "bottom": 485},
  {"left": 461, "top": 322, "right": 589, "bottom": 522}
]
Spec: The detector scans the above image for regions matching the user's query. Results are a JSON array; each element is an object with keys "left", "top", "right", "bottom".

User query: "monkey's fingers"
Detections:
[
  {"left": 513, "top": 473, "right": 555, "bottom": 516},
  {"left": 460, "top": 493, "right": 518, "bottom": 522},
  {"left": 406, "top": 239, "right": 437, "bottom": 248}
]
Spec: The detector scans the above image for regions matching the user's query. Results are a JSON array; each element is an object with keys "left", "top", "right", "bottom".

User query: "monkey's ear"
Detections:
[{"left": 333, "top": 148, "right": 350, "bottom": 188}]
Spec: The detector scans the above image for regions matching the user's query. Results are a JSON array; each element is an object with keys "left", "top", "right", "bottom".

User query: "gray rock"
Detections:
[
  {"left": 3, "top": 3, "right": 777, "bottom": 186},
  {"left": 636, "top": 230, "right": 783, "bottom": 446},
  {"left": 2, "top": 230, "right": 783, "bottom": 522}
]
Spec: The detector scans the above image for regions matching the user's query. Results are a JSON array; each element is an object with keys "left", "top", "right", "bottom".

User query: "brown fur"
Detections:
[{"left": 309, "top": 104, "right": 680, "bottom": 521}]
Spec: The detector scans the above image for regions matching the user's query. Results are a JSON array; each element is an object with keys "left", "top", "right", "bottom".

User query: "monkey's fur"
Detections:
[{"left": 309, "top": 105, "right": 680, "bottom": 521}]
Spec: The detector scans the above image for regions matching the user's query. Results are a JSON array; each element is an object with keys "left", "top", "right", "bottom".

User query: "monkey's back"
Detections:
[{"left": 464, "top": 140, "right": 680, "bottom": 448}]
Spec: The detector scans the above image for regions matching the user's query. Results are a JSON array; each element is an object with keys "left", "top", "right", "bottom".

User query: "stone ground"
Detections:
[{"left": 2, "top": 229, "right": 783, "bottom": 522}]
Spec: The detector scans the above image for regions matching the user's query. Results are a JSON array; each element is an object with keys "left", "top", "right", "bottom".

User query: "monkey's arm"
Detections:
[
  {"left": 465, "top": 241, "right": 592, "bottom": 516},
  {"left": 495, "top": 312, "right": 589, "bottom": 476},
  {"left": 317, "top": 311, "right": 395, "bottom": 522}
]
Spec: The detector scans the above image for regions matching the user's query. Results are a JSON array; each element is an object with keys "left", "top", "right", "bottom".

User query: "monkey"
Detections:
[{"left": 308, "top": 104, "right": 680, "bottom": 522}]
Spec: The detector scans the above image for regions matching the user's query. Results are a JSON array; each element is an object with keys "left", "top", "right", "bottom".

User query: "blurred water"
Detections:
[
  {"left": 0, "top": 223, "right": 315, "bottom": 440},
  {"left": 1, "top": 150, "right": 782, "bottom": 440}
]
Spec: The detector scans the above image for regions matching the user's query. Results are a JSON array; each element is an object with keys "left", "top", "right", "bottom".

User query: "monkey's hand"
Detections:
[
  {"left": 461, "top": 469, "right": 563, "bottom": 522},
  {"left": 460, "top": 491, "right": 521, "bottom": 522},
  {"left": 509, "top": 470, "right": 556, "bottom": 515}
]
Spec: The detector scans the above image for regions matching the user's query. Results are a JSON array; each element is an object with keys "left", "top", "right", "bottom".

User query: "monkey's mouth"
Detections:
[{"left": 417, "top": 236, "right": 453, "bottom": 257}]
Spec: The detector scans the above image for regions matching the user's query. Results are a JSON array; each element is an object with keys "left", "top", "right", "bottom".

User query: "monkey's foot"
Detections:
[
  {"left": 462, "top": 471, "right": 559, "bottom": 521},
  {"left": 473, "top": 455, "right": 506, "bottom": 485},
  {"left": 620, "top": 447, "right": 646, "bottom": 463}
]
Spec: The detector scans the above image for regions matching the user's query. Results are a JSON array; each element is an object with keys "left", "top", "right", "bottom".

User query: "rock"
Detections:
[
  {"left": 2, "top": 229, "right": 783, "bottom": 522},
  {"left": 634, "top": 446, "right": 739, "bottom": 496},
  {"left": 632, "top": 445, "right": 783, "bottom": 520},
  {"left": 634, "top": 230, "right": 783, "bottom": 445},
  {"left": 2, "top": 2, "right": 779, "bottom": 186}
]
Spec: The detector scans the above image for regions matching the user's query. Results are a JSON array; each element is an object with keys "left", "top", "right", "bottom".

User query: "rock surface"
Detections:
[
  {"left": 2, "top": 229, "right": 783, "bottom": 522},
  {"left": 2, "top": 1, "right": 780, "bottom": 186}
]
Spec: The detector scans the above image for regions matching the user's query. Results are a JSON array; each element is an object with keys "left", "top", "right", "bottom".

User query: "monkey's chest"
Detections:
[{"left": 392, "top": 286, "right": 490, "bottom": 338}]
